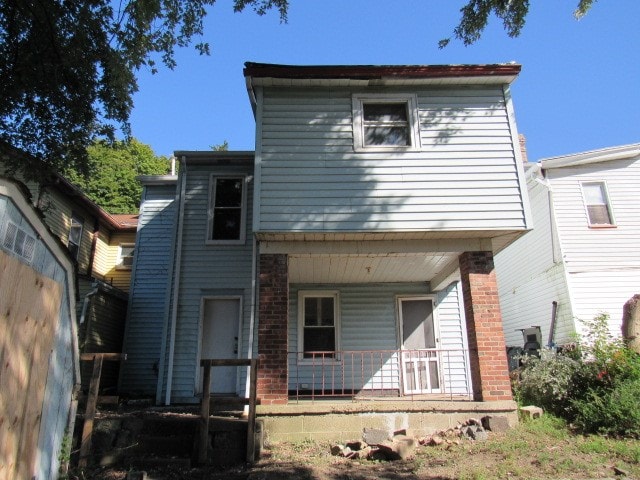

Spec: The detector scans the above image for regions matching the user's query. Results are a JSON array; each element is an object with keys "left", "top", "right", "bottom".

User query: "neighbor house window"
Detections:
[
  {"left": 207, "top": 175, "right": 246, "bottom": 244},
  {"left": 298, "top": 291, "right": 340, "bottom": 360},
  {"left": 582, "top": 182, "right": 614, "bottom": 226},
  {"left": 116, "top": 243, "right": 135, "bottom": 270},
  {"left": 352, "top": 94, "right": 421, "bottom": 151},
  {"left": 68, "top": 212, "right": 84, "bottom": 259}
]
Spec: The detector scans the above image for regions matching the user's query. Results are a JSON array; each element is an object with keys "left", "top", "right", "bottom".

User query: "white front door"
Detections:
[
  {"left": 200, "top": 298, "right": 240, "bottom": 394},
  {"left": 399, "top": 297, "right": 441, "bottom": 394}
]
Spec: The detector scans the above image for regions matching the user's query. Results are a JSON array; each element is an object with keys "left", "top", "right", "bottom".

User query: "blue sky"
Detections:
[{"left": 129, "top": 0, "right": 639, "bottom": 162}]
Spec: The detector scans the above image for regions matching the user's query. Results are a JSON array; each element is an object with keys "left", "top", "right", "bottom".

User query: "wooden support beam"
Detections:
[
  {"left": 198, "top": 361, "right": 212, "bottom": 465},
  {"left": 246, "top": 359, "right": 259, "bottom": 462},
  {"left": 78, "top": 355, "right": 103, "bottom": 468}
]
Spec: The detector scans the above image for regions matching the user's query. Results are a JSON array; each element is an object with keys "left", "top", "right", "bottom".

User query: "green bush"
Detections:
[
  {"left": 570, "top": 378, "right": 640, "bottom": 438},
  {"left": 515, "top": 313, "right": 640, "bottom": 437},
  {"left": 515, "top": 350, "right": 582, "bottom": 416}
]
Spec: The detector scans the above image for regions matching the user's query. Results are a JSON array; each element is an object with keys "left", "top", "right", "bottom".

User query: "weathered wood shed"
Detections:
[{"left": 0, "top": 178, "right": 80, "bottom": 480}]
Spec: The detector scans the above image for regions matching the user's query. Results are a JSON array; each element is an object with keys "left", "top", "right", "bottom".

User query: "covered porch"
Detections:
[{"left": 256, "top": 235, "right": 515, "bottom": 407}]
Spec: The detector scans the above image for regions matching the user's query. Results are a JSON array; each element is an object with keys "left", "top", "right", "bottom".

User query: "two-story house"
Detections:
[
  {"left": 121, "top": 62, "right": 532, "bottom": 439},
  {"left": 495, "top": 143, "right": 640, "bottom": 348}
]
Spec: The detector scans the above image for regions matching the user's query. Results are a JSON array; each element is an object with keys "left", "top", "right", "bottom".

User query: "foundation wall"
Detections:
[{"left": 257, "top": 400, "right": 518, "bottom": 443}]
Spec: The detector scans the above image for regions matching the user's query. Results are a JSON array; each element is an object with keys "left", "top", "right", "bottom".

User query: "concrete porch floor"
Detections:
[{"left": 257, "top": 399, "right": 518, "bottom": 443}]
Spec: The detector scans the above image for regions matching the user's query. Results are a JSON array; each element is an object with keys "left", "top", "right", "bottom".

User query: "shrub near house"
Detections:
[{"left": 516, "top": 314, "right": 640, "bottom": 437}]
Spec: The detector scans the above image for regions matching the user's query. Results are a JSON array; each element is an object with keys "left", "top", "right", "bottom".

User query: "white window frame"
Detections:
[
  {"left": 352, "top": 93, "right": 421, "bottom": 152},
  {"left": 206, "top": 174, "right": 247, "bottom": 245},
  {"left": 116, "top": 243, "right": 135, "bottom": 270},
  {"left": 297, "top": 290, "right": 341, "bottom": 363},
  {"left": 68, "top": 212, "right": 84, "bottom": 260},
  {"left": 580, "top": 181, "right": 615, "bottom": 227}
]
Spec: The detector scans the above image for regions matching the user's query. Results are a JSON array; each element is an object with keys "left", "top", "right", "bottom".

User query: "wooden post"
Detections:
[
  {"left": 246, "top": 359, "right": 259, "bottom": 462},
  {"left": 78, "top": 354, "right": 103, "bottom": 468},
  {"left": 198, "top": 360, "right": 212, "bottom": 465}
]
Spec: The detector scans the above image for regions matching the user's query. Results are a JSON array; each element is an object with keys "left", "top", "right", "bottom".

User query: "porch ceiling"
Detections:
[{"left": 288, "top": 252, "right": 460, "bottom": 285}]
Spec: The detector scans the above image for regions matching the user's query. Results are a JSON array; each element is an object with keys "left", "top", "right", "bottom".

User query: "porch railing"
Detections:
[{"left": 288, "top": 348, "right": 473, "bottom": 402}]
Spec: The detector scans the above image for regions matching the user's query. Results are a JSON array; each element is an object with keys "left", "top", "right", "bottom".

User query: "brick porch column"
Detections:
[
  {"left": 459, "top": 251, "right": 512, "bottom": 401},
  {"left": 257, "top": 253, "right": 289, "bottom": 405}
]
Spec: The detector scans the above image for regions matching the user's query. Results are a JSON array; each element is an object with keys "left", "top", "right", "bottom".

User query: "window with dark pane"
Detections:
[
  {"left": 68, "top": 213, "right": 83, "bottom": 259},
  {"left": 303, "top": 296, "right": 335, "bottom": 357},
  {"left": 363, "top": 102, "right": 410, "bottom": 146},
  {"left": 210, "top": 177, "right": 243, "bottom": 240},
  {"left": 582, "top": 182, "right": 614, "bottom": 225}
]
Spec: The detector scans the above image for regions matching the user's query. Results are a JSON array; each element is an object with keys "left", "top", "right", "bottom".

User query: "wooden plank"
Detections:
[
  {"left": 200, "top": 359, "right": 252, "bottom": 367},
  {"left": 246, "top": 359, "right": 259, "bottom": 462},
  {"left": 208, "top": 397, "right": 261, "bottom": 407},
  {"left": 0, "top": 252, "right": 61, "bottom": 480},
  {"left": 198, "top": 362, "right": 212, "bottom": 465},
  {"left": 77, "top": 395, "right": 120, "bottom": 405},
  {"left": 80, "top": 353, "right": 127, "bottom": 362},
  {"left": 78, "top": 355, "right": 104, "bottom": 468}
]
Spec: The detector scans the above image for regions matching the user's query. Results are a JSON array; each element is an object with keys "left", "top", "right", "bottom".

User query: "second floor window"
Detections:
[
  {"left": 68, "top": 213, "right": 83, "bottom": 259},
  {"left": 207, "top": 176, "right": 246, "bottom": 244},
  {"left": 582, "top": 182, "right": 614, "bottom": 226},
  {"left": 352, "top": 94, "right": 421, "bottom": 151}
]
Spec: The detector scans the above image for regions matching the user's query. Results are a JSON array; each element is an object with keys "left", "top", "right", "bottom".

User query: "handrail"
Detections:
[{"left": 198, "top": 358, "right": 259, "bottom": 464}]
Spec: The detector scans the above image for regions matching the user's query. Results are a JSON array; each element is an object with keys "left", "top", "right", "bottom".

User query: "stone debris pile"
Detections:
[{"left": 331, "top": 416, "right": 510, "bottom": 462}]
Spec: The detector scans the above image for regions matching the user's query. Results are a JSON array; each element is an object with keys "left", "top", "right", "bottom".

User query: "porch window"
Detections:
[
  {"left": 298, "top": 291, "right": 340, "bottom": 359},
  {"left": 68, "top": 212, "right": 84, "bottom": 260},
  {"left": 207, "top": 175, "right": 247, "bottom": 244},
  {"left": 352, "top": 94, "right": 421, "bottom": 151},
  {"left": 581, "top": 181, "right": 614, "bottom": 226}
]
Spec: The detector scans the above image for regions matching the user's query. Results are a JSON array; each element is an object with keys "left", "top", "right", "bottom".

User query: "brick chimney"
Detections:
[{"left": 518, "top": 134, "right": 528, "bottom": 164}]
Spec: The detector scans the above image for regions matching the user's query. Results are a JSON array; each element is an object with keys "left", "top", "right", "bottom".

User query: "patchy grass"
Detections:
[{"left": 75, "top": 415, "right": 640, "bottom": 479}]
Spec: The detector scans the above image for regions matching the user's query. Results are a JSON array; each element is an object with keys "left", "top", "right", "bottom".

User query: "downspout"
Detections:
[
  {"left": 164, "top": 157, "right": 187, "bottom": 405},
  {"left": 244, "top": 235, "right": 258, "bottom": 412},
  {"left": 86, "top": 219, "right": 100, "bottom": 280}
]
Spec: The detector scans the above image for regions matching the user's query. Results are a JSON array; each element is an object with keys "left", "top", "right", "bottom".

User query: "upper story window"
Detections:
[
  {"left": 116, "top": 243, "right": 135, "bottom": 270},
  {"left": 298, "top": 291, "right": 340, "bottom": 360},
  {"left": 207, "top": 175, "right": 246, "bottom": 244},
  {"left": 581, "top": 181, "right": 615, "bottom": 227},
  {"left": 68, "top": 212, "right": 84, "bottom": 259},
  {"left": 352, "top": 94, "right": 421, "bottom": 151}
]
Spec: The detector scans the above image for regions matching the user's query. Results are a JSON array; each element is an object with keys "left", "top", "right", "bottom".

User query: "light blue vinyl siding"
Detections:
[
  {"left": 120, "top": 183, "right": 177, "bottom": 395},
  {"left": 287, "top": 282, "right": 470, "bottom": 395},
  {"left": 257, "top": 86, "right": 526, "bottom": 233},
  {"left": 167, "top": 163, "right": 255, "bottom": 401}
]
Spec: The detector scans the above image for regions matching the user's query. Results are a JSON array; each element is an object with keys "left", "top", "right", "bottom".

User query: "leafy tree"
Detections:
[
  {"left": 441, "top": 0, "right": 597, "bottom": 47},
  {"left": 1, "top": 0, "right": 596, "bottom": 180},
  {"left": 0, "top": 0, "right": 287, "bottom": 180},
  {"left": 64, "top": 139, "right": 170, "bottom": 214}
]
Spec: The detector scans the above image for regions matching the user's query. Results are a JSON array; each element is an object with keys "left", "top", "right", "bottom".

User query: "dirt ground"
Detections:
[{"left": 73, "top": 425, "right": 640, "bottom": 480}]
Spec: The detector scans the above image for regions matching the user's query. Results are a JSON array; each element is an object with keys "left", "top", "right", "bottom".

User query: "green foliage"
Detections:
[
  {"left": 515, "top": 313, "right": 640, "bottom": 437},
  {"left": 64, "top": 139, "right": 169, "bottom": 213},
  {"left": 514, "top": 349, "right": 582, "bottom": 416},
  {"left": 440, "top": 0, "right": 597, "bottom": 47},
  {"left": 0, "top": 0, "right": 287, "bottom": 180}
]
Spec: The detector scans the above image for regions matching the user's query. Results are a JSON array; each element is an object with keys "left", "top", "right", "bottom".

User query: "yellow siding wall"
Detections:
[
  {"left": 93, "top": 231, "right": 135, "bottom": 292},
  {"left": 38, "top": 189, "right": 94, "bottom": 275}
]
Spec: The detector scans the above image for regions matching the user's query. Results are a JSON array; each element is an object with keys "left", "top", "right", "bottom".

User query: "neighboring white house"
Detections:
[{"left": 495, "top": 143, "right": 640, "bottom": 347}]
